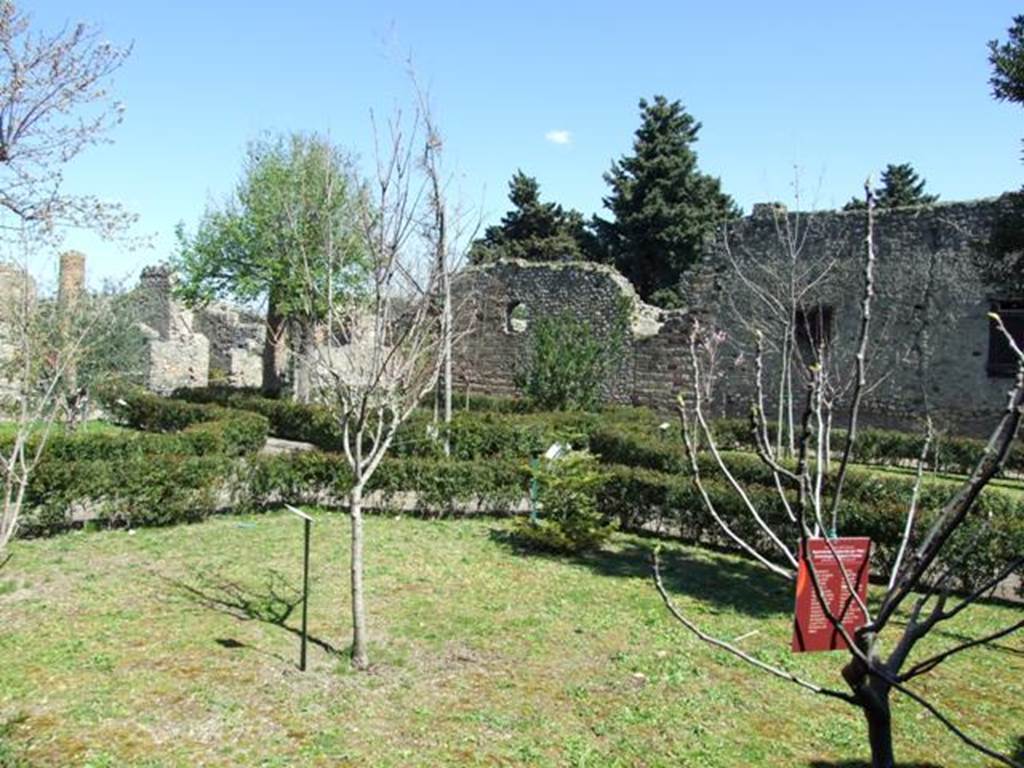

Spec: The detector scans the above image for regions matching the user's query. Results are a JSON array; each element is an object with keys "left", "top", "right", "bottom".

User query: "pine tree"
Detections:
[
  {"left": 597, "top": 95, "right": 737, "bottom": 301},
  {"left": 985, "top": 15, "right": 1024, "bottom": 294},
  {"left": 470, "top": 171, "right": 595, "bottom": 264},
  {"left": 989, "top": 15, "right": 1024, "bottom": 105},
  {"left": 843, "top": 163, "right": 938, "bottom": 210}
]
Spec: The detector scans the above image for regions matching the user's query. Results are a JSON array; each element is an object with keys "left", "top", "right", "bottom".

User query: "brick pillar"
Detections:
[{"left": 58, "top": 250, "right": 86, "bottom": 392}]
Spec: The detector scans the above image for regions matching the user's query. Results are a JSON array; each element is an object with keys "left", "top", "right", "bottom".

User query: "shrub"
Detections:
[
  {"left": 239, "top": 451, "right": 529, "bottom": 516},
  {"left": 514, "top": 310, "right": 626, "bottom": 411},
  {"left": 515, "top": 449, "right": 614, "bottom": 552}
]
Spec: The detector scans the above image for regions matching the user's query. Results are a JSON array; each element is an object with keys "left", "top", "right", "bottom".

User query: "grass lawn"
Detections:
[{"left": 1, "top": 513, "right": 1021, "bottom": 767}]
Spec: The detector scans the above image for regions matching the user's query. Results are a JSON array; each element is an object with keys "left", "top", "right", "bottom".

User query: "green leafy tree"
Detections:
[
  {"left": 174, "top": 133, "right": 367, "bottom": 398},
  {"left": 470, "top": 170, "right": 597, "bottom": 264},
  {"left": 597, "top": 95, "right": 738, "bottom": 301},
  {"left": 843, "top": 163, "right": 938, "bottom": 210}
]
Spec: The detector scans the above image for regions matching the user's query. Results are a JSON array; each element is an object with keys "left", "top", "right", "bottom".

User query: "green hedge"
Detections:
[
  {"left": 170, "top": 386, "right": 598, "bottom": 461},
  {"left": 238, "top": 451, "right": 528, "bottom": 515},
  {"left": 709, "top": 417, "right": 1024, "bottom": 477},
  {"left": 20, "top": 453, "right": 231, "bottom": 536},
  {"left": 15, "top": 386, "right": 1021, "bottom": 597},
  {"left": 11, "top": 386, "right": 268, "bottom": 536},
  {"left": 97, "top": 385, "right": 268, "bottom": 457},
  {"left": 598, "top": 457, "right": 1023, "bottom": 594}
]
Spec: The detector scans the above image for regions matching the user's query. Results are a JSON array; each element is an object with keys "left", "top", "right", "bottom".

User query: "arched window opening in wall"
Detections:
[{"left": 506, "top": 301, "right": 529, "bottom": 334}]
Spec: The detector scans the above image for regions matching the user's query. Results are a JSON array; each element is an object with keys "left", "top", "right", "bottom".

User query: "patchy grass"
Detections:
[{"left": 0, "top": 513, "right": 1021, "bottom": 767}]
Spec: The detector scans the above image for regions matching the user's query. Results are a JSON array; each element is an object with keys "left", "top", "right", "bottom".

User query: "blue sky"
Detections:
[{"left": 30, "top": 0, "right": 1024, "bottom": 283}]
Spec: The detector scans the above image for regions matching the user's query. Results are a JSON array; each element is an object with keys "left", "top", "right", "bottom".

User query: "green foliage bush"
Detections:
[
  {"left": 594, "top": 437, "right": 1024, "bottom": 593},
  {"left": 16, "top": 384, "right": 1022, "bottom": 595},
  {"left": 514, "top": 310, "right": 626, "bottom": 411},
  {"left": 239, "top": 451, "right": 528, "bottom": 516},
  {"left": 515, "top": 449, "right": 614, "bottom": 553},
  {"left": 709, "top": 417, "right": 1024, "bottom": 477},
  {"left": 172, "top": 386, "right": 599, "bottom": 461}
]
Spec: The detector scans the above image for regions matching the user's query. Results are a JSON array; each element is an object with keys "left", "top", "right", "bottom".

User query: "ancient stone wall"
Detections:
[
  {"left": 193, "top": 303, "right": 264, "bottom": 388},
  {"left": 453, "top": 196, "right": 1021, "bottom": 434},
  {"left": 133, "top": 265, "right": 265, "bottom": 393},
  {"left": 451, "top": 259, "right": 695, "bottom": 409},
  {"left": 693, "top": 197, "right": 1016, "bottom": 434},
  {"left": 135, "top": 266, "right": 210, "bottom": 394},
  {"left": 0, "top": 263, "right": 36, "bottom": 404}
]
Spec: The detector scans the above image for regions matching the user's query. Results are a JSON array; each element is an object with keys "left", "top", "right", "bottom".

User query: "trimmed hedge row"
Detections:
[
  {"left": 592, "top": 417, "right": 1024, "bottom": 480},
  {"left": 599, "top": 461, "right": 1023, "bottom": 593},
  {"left": 20, "top": 453, "right": 232, "bottom": 536},
  {"left": 238, "top": 451, "right": 528, "bottom": 514},
  {"left": 12, "top": 386, "right": 268, "bottom": 536},
  {"left": 709, "top": 417, "right": 1024, "bottom": 477},
  {"left": 94, "top": 385, "right": 269, "bottom": 457},
  {"left": 170, "top": 386, "right": 600, "bottom": 461},
  {"left": 15, "top": 386, "right": 1022, "bottom": 598}
]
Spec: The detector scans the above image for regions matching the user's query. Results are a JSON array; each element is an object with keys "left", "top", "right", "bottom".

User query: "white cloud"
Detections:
[{"left": 545, "top": 129, "right": 572, "bottom": 146}]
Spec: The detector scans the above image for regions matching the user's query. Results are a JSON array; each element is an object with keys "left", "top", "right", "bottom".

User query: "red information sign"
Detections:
[{"left": 792, "top": 537, "right": 871, "bottom": 653}]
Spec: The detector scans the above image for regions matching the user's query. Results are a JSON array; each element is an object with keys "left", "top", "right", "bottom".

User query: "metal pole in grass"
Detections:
[{"left": 285, "top": 504, "right": 313, "bottom": 671}]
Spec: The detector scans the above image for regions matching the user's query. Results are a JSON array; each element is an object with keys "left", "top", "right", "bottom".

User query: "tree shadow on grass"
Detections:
[
  {"left": 806, "top": 763, "right": 942, "bottom": 767},
  {"left": 489, "top": 528, "right": 792, "bottom": 619},
  {"left": 164, "top": 570, "right": 342, "bottom": 659}
]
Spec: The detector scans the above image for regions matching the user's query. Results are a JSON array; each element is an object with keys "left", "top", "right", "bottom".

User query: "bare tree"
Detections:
[
  {"left": 294, "top": 101, "right": 456, "bottom": 669},
  {"left": 655, "top": 187, "right": 1024, "bottom": 767},
  {"left": 410, "top": 75, "right": 482, "bottom": 455},
  {"left": 0, "top": 4, "right": 132, "bottom": 565},
  {"left": 0, "top": 3, "right": 133, "bottom": 238}
]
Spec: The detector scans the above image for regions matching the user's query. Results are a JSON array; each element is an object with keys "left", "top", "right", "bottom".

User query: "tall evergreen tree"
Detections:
[
  {"left": 597, "top": 95, "right": 737, "bottom": 301},
  {"left": 843, "top": 163, "right": 938, "bottom": 210},
  {"left": 989, "top": 15, "right": 1024, "bottom": 107},
  {"left": 470, "top": 170, "right": 596, "bottom": 264},
  {"left": 985, "top": 15, "right": 1024, "bottom": 294}
]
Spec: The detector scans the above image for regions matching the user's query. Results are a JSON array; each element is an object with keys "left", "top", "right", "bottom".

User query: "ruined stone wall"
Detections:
[
  {"left": 193, "top": 303, "right": 264, "bottom": 388},
  {"left": 135, "top": 266, "right": 210, "bottom": 394},
  {"left": 694, "top": 197, "right": 1015, "bottom": 434},
  {"left": 0, "top": 263, "right": 36, "bottom": 405},
  {"left": 453, "top": 197, "right": 1019, "bottom": 434},
  {"left": 451, "top": 259, "right": 696, "bottom": 409},
  {"left": 133, "top": 265, "right": 266, "bottom": 393}
]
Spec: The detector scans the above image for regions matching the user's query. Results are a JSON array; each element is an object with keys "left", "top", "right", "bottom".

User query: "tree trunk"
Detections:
[
  {"left": 262, "top": 291, "right": 288, "bottom": 398},
  {"left": 292, "top": 320, "right": 313, "bottom": 404},
  {"left": 863, "top": 696, "right": 895, "bottom": 768},
  {"left": 844, "top": 658, "right": 895, "bottom": 768},
  {"left": 349, "top": 483, "right": 369, "bottom": 670},
  {"left": 441, "top": 279, "right": 453, "bottom": 456}
]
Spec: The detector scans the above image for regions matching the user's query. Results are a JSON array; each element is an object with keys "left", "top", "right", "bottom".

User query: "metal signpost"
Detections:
[{"left": 284, "top": 504, "right": 314, "bottom": 671}]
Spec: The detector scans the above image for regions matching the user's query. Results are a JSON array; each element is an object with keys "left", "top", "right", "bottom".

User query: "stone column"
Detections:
[{"left": 57, "top": 251, "right": 86, "bottom": 392}]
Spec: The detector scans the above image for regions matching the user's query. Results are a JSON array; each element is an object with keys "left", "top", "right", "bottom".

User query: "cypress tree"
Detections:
[
  {"left": 597, "top": 95, "right": 737, "bottom": 301},
  {"left": 844, "top": 163, "right": 938, "bottom": 210},
  {"left": 470, "top": 170, "right": 595, "bottom": 264}
]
